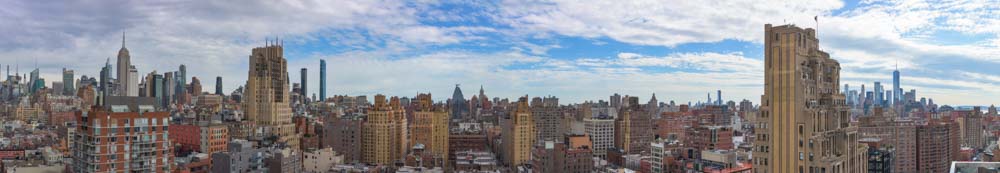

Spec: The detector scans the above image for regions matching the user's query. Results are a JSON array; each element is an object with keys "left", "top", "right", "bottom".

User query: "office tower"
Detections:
[
  {"left": 177, "top": 65, "right": 186, "bottom": 99},
  {"left": 127, "top": 66, "right": 138, "bottom": 96},
  {"left": 164, "top": 72, "right": 174, "bottom": 107},
  {"left": 243, "top": 43, "right": 299, "bottom": 148},
  {"left": 319, "top": 59, "right": 326, "bottom": 101},
  {"left": 615, "top": 96, "right": 652, "bottom": 155},
  {"left": 893, "top": 65, "right": 900, "bottom": 104},
  {"left": 409, "top": 93, "right": 449, "bottom": 165},
  {"left": 451, "top": 84, "right": 468, "bottom": 120},
  {"left": 503, "top": 96, "right": 535, "bottom": 166},
  {"left": 28, "top": 68, "right": 39, "bottom": 93},
  {"left": 117, "top": 32, "right": 132, "bottom": 96},
  {"left": 300, "top": 68, "right": 307, "bottom": 101},
  {"left": 100, "top": 59, "right": 112, "bottom": 107},
  {"left": 63, "top": 68, "right": 74, "bottom": 95},
  {"left": 874, "top": 82, "right": 883, "bottom": 106},
  {"left": 585, "top": 116, "right": 615, "bottom": 159},
  {"left": 989, "top": 105, "right": 997, "bottom": 116},
  {"left": 717, "top": 90, "right": 722, "bottom": 105},
  {"left": 325, "top": 114, "right": 364, "bottom": 163},
  {"left": 754, "top": 24, "right": 867, "bottom": 173},
  {"left": 215, "top": 76, "right": 223, "bottom": 95},
  {"left": 362, "top": 94, "right": 406, "bottom": 165},
  {"left": 72, "top": 100, "right": 173, "bottom": 173},
  {"left": 531, "top": 134, "right": 594, "bottom": 173}
]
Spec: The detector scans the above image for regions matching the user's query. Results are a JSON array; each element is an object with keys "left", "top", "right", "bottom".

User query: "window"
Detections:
[{"left": 799, "top": 152, "right": 804, "bottom": 160}]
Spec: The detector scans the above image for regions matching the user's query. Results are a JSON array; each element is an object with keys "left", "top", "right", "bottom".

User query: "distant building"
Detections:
[
  {"left": 685, "top": 125, "right": 733, "bottom": 151},
  {"left": 215, "top": 76, "right": 223, "bottom": 95}
]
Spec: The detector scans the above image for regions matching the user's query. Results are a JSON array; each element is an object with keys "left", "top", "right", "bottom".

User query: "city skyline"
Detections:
[{"left": 2, "top": 1, "right": 999, "bottom": 105}]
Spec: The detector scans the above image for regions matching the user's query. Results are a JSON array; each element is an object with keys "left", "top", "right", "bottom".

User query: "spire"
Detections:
[{"left": 122, "top": 31, "right": 126, "bottom": 48}]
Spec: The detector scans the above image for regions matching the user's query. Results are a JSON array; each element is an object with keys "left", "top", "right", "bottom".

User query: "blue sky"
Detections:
[{"left": 1, "top": 0, "right": 999, "bottom": 105}]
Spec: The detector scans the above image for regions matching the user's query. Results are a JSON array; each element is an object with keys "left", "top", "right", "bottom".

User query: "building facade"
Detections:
[
  {"left": 753, "top": 24, "right": 867, "bottom": 173},
  {"left": 72, "top": 105, "right": 173, "bottom": 172},
  {"left": 362, "top": 94, "right": 407, "bottom": 165},
  {"left": 502, "top": 96, "right": 535, "bottom": 166},
  {"left": 409, "top": 93, "right": 450, "bottom": 166},
  {"left": 243, "top": 43, "right": 299, "bottom": 148}
]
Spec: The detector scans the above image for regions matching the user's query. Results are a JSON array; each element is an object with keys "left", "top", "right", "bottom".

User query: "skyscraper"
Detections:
[
  {"left": 300, "top": 68, "right": 307, "bottom": 101},
  {"left": 893, "top": 64, "right": 901, "bottom": 104},
  {"left": 874, "top": 82, "right": 883, "bottom": 106},
  {"left": 117, "top": 32, "right": 132, "bottom": 96},
  {"left": 451, "top": 84, "right": 468, "bottom": 120},
  {"left": 215, "top": 76, "right": 223, "bottom": 95},
  {"left": 716, "top": 90, "right": 722, "bottom": 105},
  {"left": 319, "top": 59, "right": 326, "bottom": 101},
  {"left": 100, "top": 59, "right": 112, "bottom": 107},
  {"left": 243, "top": 43, "right": 299, "bottom": 148},
  {"left": 62, "top": 68, "right": 74, "bottom": 95},
  {"left": 178, "top": 64, "right": 186, "bottom": 98},
  {"left": 754, "top": 24, "right": 867, "bottom": 173},
  {"left": 127, "top": 66, "right": 138, "bottom": 96}
]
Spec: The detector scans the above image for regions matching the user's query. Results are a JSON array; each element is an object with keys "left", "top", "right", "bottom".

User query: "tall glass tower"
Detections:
[
  {"left": 893, "top": 67, "right": 900, "bottom": 104},
  {"left": 319, "top": 59, "right": 326, "bottom": 101}
]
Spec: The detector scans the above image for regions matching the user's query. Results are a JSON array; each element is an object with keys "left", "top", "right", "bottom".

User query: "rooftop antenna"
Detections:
[{"left": 122, "top": 31, "right": 126, "bottom": 48}]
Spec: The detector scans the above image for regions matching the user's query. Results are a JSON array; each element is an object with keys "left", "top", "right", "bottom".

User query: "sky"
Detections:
[{"left": 1, "top": 0, "right": 999, "bottom": 106}]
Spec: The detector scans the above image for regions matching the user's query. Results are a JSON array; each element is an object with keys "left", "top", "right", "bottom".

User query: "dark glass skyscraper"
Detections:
[
  {"left": 215, "top": 76, "right": 223, "bottom": 95},
  {"left": 319, "top": 59, "right": 326, "bottom": 101},
  {"left": 300, "top": 68, "right": 307, "bottom": 100}
]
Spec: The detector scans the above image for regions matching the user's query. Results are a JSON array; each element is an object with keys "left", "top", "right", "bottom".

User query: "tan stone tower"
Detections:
[
  {"left": 753, "top": 24, "right": 867, "bottom": 173},
  {"left": 243, "top": 43, "right": 299, "bottom": 148},
  {"left": 363, "top": 94, "right": 407, "bottom": 165},
  {"left": 410, "top": 93, "right": 450, "bottom": 166},
  {"left": 503, "top": 96, "right": 536, "bottom": 167}
]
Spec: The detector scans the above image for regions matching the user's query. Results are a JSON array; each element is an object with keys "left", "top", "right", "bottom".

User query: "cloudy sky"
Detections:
[{"left": 1, "top": 0, "right": 999, "bottom": 106}]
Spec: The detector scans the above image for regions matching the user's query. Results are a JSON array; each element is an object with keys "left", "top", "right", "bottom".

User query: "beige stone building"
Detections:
[
  {"left": 753, "top": 24, "right": 867, "bottom": 173},
  {"left": 363, "top": 94, "right": 407, "bottom": 165},
  {"left": 243, "top": 44, "right": 299, "bottom": 148},
  {"left": 502, "top": 96, "right": 535, "bottom": 167},
  {"left": 409, "top": 93, "right": 450, "bottom": 167}
]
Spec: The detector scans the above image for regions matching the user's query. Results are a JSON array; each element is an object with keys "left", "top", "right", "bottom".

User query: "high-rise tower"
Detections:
[
  {"left": 215, "top": 76, "right": 223, "bottom": 95},
  {"left": 319, "top": 59, "right": 326, "bottom": 101},
  {"left": 893, "top": 64, "right": 900, "bottom": 104},
  {"left": 243, "top": 42, "right": 299, "bottom": 148},
  {"left": 502, "top": 96, "right": 535, "bottom": 166},
  {"left": 117, "top": 32, "right": 132, "bottom": 96},
  {"left": 754, "top": 24, "right": 867, "bottom": 173},
  {"left": 300, "top": 68, "right": 307, "bottom": 101}
]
